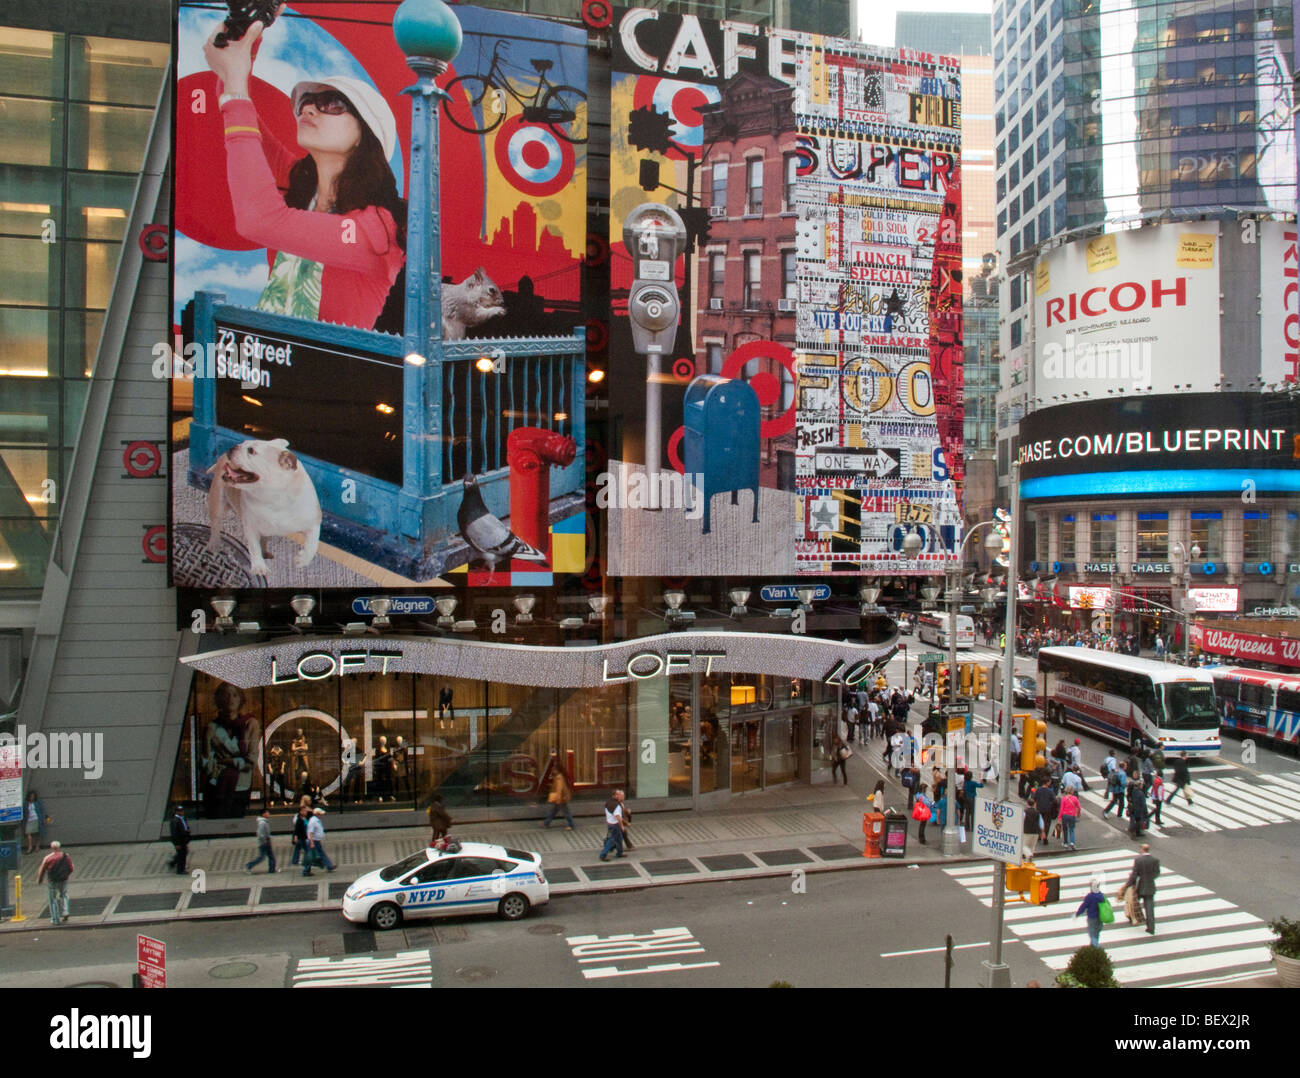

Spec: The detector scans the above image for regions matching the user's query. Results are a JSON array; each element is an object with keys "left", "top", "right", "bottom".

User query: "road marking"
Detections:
[
  {"left": 944, "top": 848, "right": 1276, "bottom": 987},
  {"left": 880, "top": 939, "right": 1018, "bottom": 958},
  {"left": 565, "top": 926, "right": 719, "bottom": 980},
  {"left": 1081, "top": 769, "right": 1300, "bottom": 835},
  {"left": 293, "top": 950, "right": 432, "bottom": 988}
]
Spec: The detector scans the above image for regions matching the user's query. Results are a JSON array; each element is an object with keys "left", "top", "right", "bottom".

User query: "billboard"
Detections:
[
  {"left": 1016, "top": 393, "right": 1300, "bottom": 500},
  {"left": 170, "top": 2, "right": 587, "bottom": 594},
  {"left": 603, "top": 9, "right": 963, "bottom": 576},
  {"left": 1033, "top": 223, "right": 1222, "bottom": 398}
]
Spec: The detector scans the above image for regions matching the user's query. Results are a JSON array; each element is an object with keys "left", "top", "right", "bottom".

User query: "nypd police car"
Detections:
[{"left": 342, "top": 842, "right": 549, "bottom": 930}]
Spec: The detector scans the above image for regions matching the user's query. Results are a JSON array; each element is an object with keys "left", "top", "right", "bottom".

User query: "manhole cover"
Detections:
[
  {"left": 527, "top": 923, "right": 564, "bottom": 935},
  {"left": 455, "top": 966, "right": 498, "bottom": 982},
  {"left": 209, "top": 961, "right": 258, "bottom": 980}
]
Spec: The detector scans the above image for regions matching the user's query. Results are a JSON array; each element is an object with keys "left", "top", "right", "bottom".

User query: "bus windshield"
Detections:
[{"left": 1162, "top": 683, "right": 1218, "bottom": 729}]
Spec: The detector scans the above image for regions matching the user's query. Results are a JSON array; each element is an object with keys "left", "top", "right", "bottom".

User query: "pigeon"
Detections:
[{"left": 457, "top": 473, "right": 547, "bottom": 576}]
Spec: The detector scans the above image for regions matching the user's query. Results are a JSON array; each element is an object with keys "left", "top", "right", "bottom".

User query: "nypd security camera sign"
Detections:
[{"left": 973, "top": 793, "right": 1024, "bottom": 865}]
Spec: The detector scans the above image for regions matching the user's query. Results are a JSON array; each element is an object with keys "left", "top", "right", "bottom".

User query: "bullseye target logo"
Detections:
[
  {"left": 494, "top": 115, "right": 574, "bottom": 196},
  {"left": 632, "top": 76, "right": 721, "bottom": 158},
  {"left": 671, "top": 357, "right": 695, "bottom": 381},
  {"left": 142, "top": 525, "right": 167, "bottom": 563},
  {"left": 122, "top": 440, "right": 163, "bottom": 479}
]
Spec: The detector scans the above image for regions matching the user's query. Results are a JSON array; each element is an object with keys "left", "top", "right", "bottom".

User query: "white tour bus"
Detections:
[
  {"left": 1036, "top": 646, "right": 1220, "bottom": 756},
  {"left": 917, "top": 612, "right": 975, "bottom": 650}
]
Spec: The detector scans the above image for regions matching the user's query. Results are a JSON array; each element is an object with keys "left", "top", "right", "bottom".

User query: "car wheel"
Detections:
[
  {"left": 498, "top": 892, "right": 531, "bottom": 921},
  {"left": 368, "top": 902, "right": 403, "bottom": 931}
]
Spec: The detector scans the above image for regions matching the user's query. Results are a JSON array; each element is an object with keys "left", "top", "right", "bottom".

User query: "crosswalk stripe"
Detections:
[
  {"left": 944, "top": 848, "right": 1137, "bottom": 877},
  {"left": 943, "top": 847, "right": 1268, "bottom": 987},
  {"left": 293, "top": 950, "right": 432, "bottom": 988},
  {"left": 1261, "top": 771, "right": 1300, "bottom": 790},
  {"left": 1169, "top": 782, "right": 1282, "bottom": 827},
  {"left": 1213, "top": 776, "right": 1300, "bottom": 817}
]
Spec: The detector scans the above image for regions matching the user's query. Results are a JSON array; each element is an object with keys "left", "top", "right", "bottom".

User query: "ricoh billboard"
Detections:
[{"left": 1033, "top": 223, "right": 1222, "bottom": 398}]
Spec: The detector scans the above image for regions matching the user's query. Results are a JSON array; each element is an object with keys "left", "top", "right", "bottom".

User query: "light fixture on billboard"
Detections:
[
  {"left": 729, "top": 587, "right": 750, "bottom": 617},
  {"left": 795, "top": 585, "right": 818, "bottom": 611},
  {"left": 211, "top": 597, "right": 236, "bottom": 632},
  {"left": 663, "top": 589, "right": 694, "bottom": 624},
  {"left": 587, "top": 595, "right": 611, "bottom": 621},
  {"left": 901, "top": 531, "right": 924, "bottom": 560},
  {"left": 919, "top": 582, "right": 940, "bottom": 603},
  {"left": 513, "top": 594, "right": 536, "bottom": 624},
  {"left": 369, "top": 596, "right": 392, "bottom": 631},
  {"left": 290, "top": 594, "right": 315, "bottom": 630},
  {"left": 435, "top": 596, "right": 458, "bottom": 627},
  {"left": 858, "top": 583, "right": 881, "bottom": 606}
]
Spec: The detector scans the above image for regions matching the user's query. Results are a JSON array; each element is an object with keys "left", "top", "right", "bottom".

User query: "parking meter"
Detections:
[
  {"left": 623, "top": 204, "right": 688, "bottom": 503},
  {"left": 623, "top": 204, "right": 687, "bottom": 356}
]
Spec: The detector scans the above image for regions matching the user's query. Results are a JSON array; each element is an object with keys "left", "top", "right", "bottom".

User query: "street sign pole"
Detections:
[{"left": 983, "top": 462, "right": 1019, "bottom": 989}]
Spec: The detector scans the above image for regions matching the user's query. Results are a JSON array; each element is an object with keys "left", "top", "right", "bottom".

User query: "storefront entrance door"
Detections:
[{"left": 730, "top": 717, "right": 763, "bottom": 794}]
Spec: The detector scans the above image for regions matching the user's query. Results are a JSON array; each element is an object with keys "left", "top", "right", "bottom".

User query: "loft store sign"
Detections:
[
  {"left": 601, "top": 650, "right": 726, "bottom": 683},
  {"left": 271, "top": 649, "right": 403, "bottom": 685}
]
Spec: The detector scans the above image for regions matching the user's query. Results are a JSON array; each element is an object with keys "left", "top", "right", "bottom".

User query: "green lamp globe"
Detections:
[{"left": 393, "top": 0, "right": 463, "bottom": 62}]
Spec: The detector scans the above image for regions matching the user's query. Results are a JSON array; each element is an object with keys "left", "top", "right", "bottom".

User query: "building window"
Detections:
[
  {"left": 1010, "top": 318, "right": 1022, "bottom": 347},
  {"left": 711, "top": 161, "right": 727, "bottom": 212},
  {"left": 1010, "top": 275, "right": 1022, "bottom": 310},
  {"left": 1189, "top": 511, "right": 1222, "bottom": 561},
  {"left": 743, "top": 251, "right": 761, "bottom": 308},
  {"left": 782, "top": 249, "right": 797, "bottom": 300},
  {"left": 1091, "top": 513, "right": 1117, "bottom": 560},
  {"left": 783, "top": 152, "right": 796, "bottom": 211},
  {"left": 706, "top": 341, "right": 724, "bottom": 375},
  {"left": 1242, "top": 511, "right": 1271, "bottom": 562},
  {"left": 1285, "top": 511, "right": 1299, "bottom": 561},
  {"left": 1136, "top": 512, "right": 1168, "bottom": 561},
  {"left": 709, "top": 252, "right": 725, "bottom": 301},
  {"left": 1060, "top": 514, "right": 1076, "bottom": 562},
  {"left": 746, "top": 158, "right": 763, "bottom": 215}
]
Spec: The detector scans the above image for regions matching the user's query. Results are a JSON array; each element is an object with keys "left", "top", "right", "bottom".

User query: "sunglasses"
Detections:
[{"left": 295, "top": 90, "right": 352, "bottom": 117}]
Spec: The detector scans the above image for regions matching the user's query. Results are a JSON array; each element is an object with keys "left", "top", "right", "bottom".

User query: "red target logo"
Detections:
[
  {"left": 494, "top": 115, "right": 574, "bottom": 197},
  {"left": 582, "top": 0, "right": 613, "bottom": 28},
  {"left": 586, "top": 320, "right": 608, "bottom": 352},
  {"left": 586, "top": 233, "right": 609, "bottom": 265},
  {"left": 142, "top": 525, "right": 167, "bottom": 563},
  {"left": 667, "top": 426, "right": 686, "bottom": 473},
  {"left": 123, "top": 440, "right": 162, "bottom": 478},
  {"left": 671, "top": 357, "right": 695, "bottom": 381},
  {"left": 632, "top": 77, "right": 722, "bottom": 159},
  {"left": 139, "top": 224, "right": 170, "bottom": 262},
  {"left": 722, "top": 340, "right": 799, "bottom": 438}
]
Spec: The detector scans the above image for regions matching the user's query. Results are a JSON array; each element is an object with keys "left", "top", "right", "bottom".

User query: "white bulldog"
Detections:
[{"left": 207, "top": 438, "right": 321, "bottom": 576}]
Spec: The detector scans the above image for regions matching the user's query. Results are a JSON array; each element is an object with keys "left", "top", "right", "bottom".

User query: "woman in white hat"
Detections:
[{"left": 203, "top": 12, "right": 405, "bottom": 330}]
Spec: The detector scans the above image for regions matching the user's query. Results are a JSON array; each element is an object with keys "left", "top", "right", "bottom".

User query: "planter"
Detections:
[{"left": 1273, "top": 951, "right": 1300, "bottom": 988}]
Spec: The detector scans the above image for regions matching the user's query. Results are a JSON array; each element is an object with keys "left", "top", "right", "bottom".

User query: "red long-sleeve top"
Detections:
[{"left": 220, "top": 97, "right": 403, "bottom": 330}]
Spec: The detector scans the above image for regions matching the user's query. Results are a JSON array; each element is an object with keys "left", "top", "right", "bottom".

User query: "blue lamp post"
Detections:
[{"left": 394, "top": 0, "right": 463, "bottom": 533}]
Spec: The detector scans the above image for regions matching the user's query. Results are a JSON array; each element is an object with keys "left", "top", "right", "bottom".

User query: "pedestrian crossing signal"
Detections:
[
  {"left": 1034, "top": 873, "right": 1060, "bottom": 905},
  {"left": 1005, "top": 863, "right": 1059, "bottom": 905}
]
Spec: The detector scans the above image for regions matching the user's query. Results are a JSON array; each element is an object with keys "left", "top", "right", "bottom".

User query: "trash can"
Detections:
[
  {"left": 862, "top": 811, "right": 885, "bottom": 858},
  {"left": 881, "top": 813, "right": 909, "bottom": 858}
]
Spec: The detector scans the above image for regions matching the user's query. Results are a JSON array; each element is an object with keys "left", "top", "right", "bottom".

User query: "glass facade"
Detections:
[{"left": 0, "top": 26, "right": 168, "bottom": 594}]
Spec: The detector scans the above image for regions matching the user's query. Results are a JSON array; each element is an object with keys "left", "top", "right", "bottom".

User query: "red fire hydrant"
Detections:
[{"left": 507, "top": 427, "right": 577, "bottom": 560}]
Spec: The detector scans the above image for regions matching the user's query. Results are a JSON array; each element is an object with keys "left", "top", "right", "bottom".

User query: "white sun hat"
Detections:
[{"left": 292, "top": 76, "right": 397, "bottom": 161}]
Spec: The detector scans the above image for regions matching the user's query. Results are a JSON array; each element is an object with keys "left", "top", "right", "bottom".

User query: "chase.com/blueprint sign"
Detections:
[{"left": 974, "top": 793, "right": 1024, "bottom": 865}]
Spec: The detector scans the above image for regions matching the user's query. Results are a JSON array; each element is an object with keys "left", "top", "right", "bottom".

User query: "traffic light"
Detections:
[
  {"left": 974, "top": 665, "right": 989, "bottom": 698},
  {"left": 1033, "top": 872, "right": 1061, "bottom": 905},
  {"left": 638, "top": 158, "right": 660, "bottom": 192},
  {"left": 1020, "top": 717, "right": 1047, "bottom": 771},
  {"left": 677, "top": 204, "right": 712, "bottom": 249},
  {"left": 627, "top": 105, "right": 673, "bottom": 154},
  {"left": 958, "top": 662, "right": 973, "bottom": 695},
  {"left": 936, "top": 665, "right": 949, "bottom": 699}
]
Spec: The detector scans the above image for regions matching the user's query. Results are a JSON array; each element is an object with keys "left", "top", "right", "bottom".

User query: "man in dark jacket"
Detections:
[
  {"left": 290, "top": 805, "right": 311, "bottom": 867},
  {"left": 1125, "top": 844, "right": 1161, "bottom": 934},
  {"left": 167, "top": 804, "right": 190, "bottom": 874},
  {"left": 1164, "top": 753, "right": 1193, "bottom": 806},
  {"left": 1032, "top": 782, "right": 1058, "bottom": 847},
  {"left": 1127, "top": 778, "right": 1148, "bottom": 836}
]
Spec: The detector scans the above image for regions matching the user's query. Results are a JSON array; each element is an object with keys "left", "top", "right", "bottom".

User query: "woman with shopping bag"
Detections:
[
  {"left": 912, "top": 783, "right": 934, "bottom": 845},
  {"left": 1075, "top": 877, "right": 1112, "bottom": 947}
]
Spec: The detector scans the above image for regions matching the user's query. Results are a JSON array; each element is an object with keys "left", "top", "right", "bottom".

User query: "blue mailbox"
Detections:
[{"left": 683, "top": 375, "right": 760, "bottom": 535}]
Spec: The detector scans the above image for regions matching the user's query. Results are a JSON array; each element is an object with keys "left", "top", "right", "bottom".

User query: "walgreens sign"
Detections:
[
  {"left": 1034, "top": 223, "right": 1221, "bottom": 396},
  {"left": 1192, "top": 625, "right": 1300, "bottom": 668}
]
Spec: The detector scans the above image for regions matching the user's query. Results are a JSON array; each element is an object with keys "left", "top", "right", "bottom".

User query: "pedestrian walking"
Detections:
[
  {"left": 620, "top": 801, "right": 634, "bottom": 850},
  {"left": 290, "top": 804, "right": 310, "bottom": 865},
  {"left": 1164, "top": 753, "right": 1193, "bottom": 806},
  {"left": 1101, "top": 766, "right": 1127, "bottom": 818},
  {"left": 427, "top": 794, "right": 453, "bottom": 842},
  {"left": 1059, "top": 787, "right": 1081, "bottom": 849},
  {"left": 245, "top": 807, "right": 277, "bottom": 873},
  {"left": 1032, "top": 780, "right": 1058, "bottom": 847},
  {"left": 912, "top": 783, "right": 933, "bottom": 845},
  {"left": 830, "top": 734, "right": 851, "bottom": 785},
  {"left": 900, "top": 764, "right": 919, "bottom": 809},
  {"left": 167, "top": 803, "right": 190, "bottom": 874},
  {"left": 868, "top": 779, "right": 886, "bottom": 814},
  {"left": 598, "top": 790, "right": 626, "bottom": 861},
  {"left": 1125, "top": 843, "right": 1161, "bottom": 934},
  {"left": 1148, "top": 773, "right": 1164, "bottom": 825},
  {"left": 1127, "top": 778, "right": 1148, "bottom": 837},
  {"left": 36, "top": 841, "right": 73, "bottom": 925},
  {"left": 845, "top": 702, "right": 859, "bottom": 743},
  {"left": 867, "top": 697, "right": 881, "bottom": 739},
  {"left": 1075, "top": 877, "right": 1108, "bottom": 947},
  {"left": 961, "top": 769, "right": 981, "bottom": 831},
  {"left": 541, "top": 769, "right": 576, "bottom": 830},
  {"left": 302, "top": 807, "right": 335, "bottom": 876},
  {"left": 887, "top": 729, "right": 904, "bottom": 776}
]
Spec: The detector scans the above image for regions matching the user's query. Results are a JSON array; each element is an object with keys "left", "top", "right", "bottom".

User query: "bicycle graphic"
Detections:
[{"left": 442, "top": 39, "right": 586, "bottom": 144}]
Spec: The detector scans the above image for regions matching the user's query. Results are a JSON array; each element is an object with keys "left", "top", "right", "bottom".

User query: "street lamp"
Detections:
[
  {"left": 1171, "top": 541, "right": 1202, "bottom": 657},
  {"left": 941, "top": 523, "right": 1007, "bottom": 857}
]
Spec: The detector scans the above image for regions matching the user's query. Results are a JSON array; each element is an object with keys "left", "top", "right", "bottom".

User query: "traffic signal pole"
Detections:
[{"left": 983, "top": 461, "right": 1019, "bottom": 989}]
